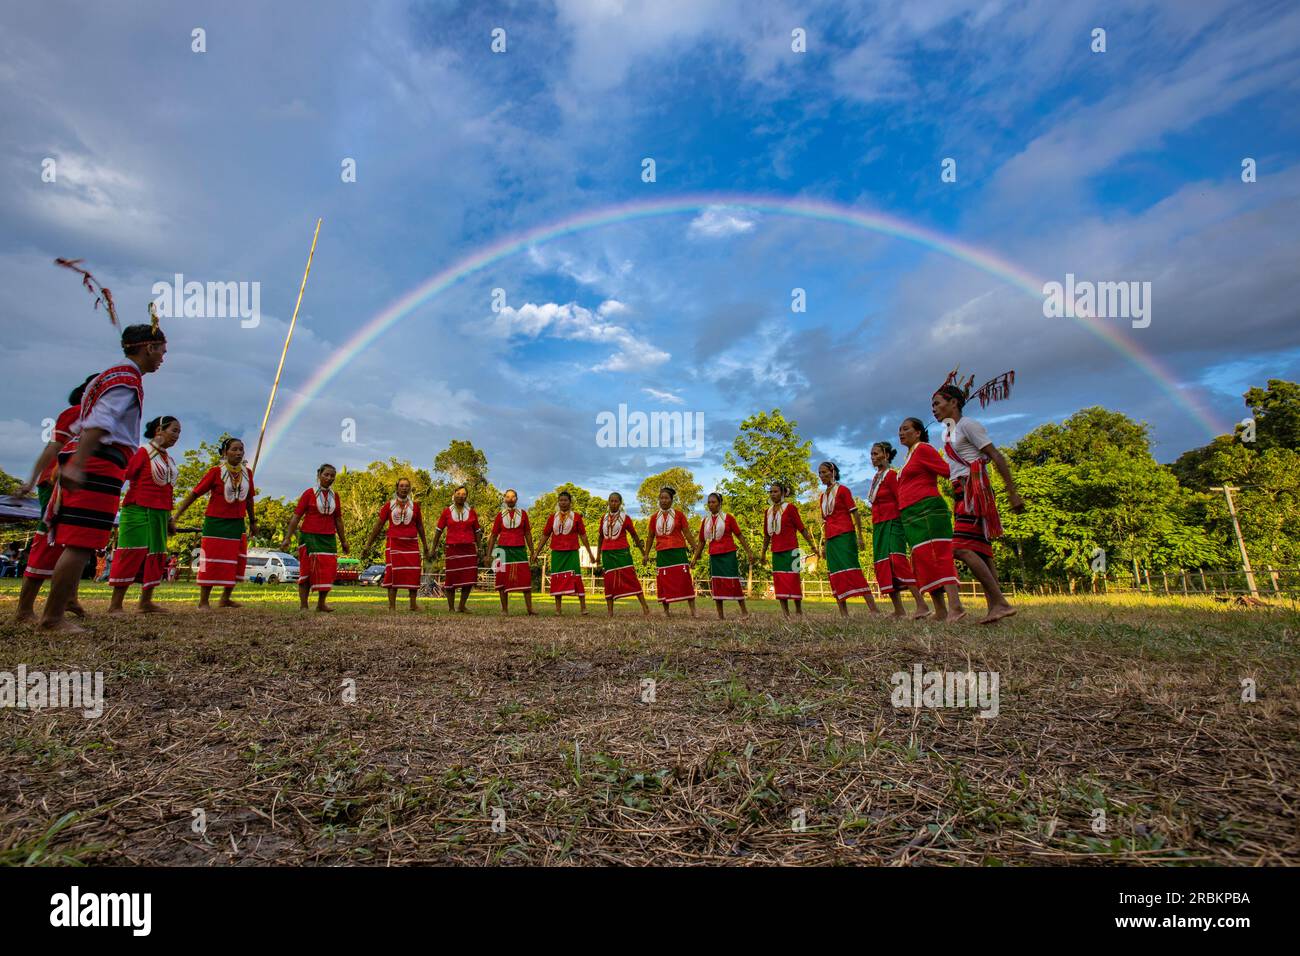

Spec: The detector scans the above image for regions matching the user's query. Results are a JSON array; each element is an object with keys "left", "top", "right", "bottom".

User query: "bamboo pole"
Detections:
[{"left": 251, "top": 218, "right": 323, "bottom": 479}]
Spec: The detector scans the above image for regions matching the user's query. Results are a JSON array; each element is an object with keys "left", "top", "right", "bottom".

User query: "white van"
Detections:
[{"left": 244, "top": 549, "right": 300, "bottom": 584}]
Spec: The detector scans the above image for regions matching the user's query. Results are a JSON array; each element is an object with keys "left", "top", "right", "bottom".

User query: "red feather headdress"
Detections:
[
  {"left": 54, "top": 258, "right": 119, "bottom": 330},
  {"left": 940, "top": 367, "right": 1015, "bottom": 408}
]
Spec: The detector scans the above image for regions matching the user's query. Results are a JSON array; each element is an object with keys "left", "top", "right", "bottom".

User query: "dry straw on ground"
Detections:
[{"left": 1, "top": 592, "right": 1297, "bottom": 865}]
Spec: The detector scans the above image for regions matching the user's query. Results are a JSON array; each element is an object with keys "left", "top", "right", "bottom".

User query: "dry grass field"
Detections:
[{"left": 1, "top": 583, "right": 1297, "bottom": 866}]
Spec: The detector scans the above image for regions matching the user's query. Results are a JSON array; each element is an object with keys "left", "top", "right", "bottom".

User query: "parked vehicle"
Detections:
[
  {"left": 359, "top": 564, "right": 386, "bottom": 586},
  {"left": 244, "top": 549, "right": 300, "bottom": 584},
  {"left": 334, "top": 556, "right": 362, "bottom": 584}
]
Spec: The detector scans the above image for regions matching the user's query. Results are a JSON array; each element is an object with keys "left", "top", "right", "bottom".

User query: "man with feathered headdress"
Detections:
[
  {"left": 931, "top": 367, "right": 1024, "bottom": 625},
  {"left": 39, "top": 264, "right": 168, "bottom": 632}
]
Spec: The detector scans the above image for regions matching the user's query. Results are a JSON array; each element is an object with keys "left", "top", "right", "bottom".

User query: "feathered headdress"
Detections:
[
  {"left": 939, "top": 367, "right": 1015, "bottom": 408},
  {"left": 54, "top": 258, "right": 119, "bottom": 330}
]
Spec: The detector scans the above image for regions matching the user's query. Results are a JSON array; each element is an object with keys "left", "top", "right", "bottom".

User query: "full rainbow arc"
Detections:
[{"left": 261, "top": 193, "right": 1230, "bottom": 463}]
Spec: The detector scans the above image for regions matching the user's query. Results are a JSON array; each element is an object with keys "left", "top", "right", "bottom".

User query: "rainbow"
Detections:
[{"left": 260, "top": 193, "right": 1230, "bottom": 462}]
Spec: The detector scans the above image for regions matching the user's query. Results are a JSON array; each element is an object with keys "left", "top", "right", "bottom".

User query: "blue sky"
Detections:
[{"left": 1, "top": 0, "right": 1298, "bottom": 506}]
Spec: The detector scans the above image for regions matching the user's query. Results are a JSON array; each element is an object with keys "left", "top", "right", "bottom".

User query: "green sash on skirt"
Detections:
[
  {"left": 551, "top": 549, "right": 581, "bottom": 574},
  {"left": 601, "top": 547, "right": 634, "bottom": 571},
  {"left": 299, "top": 531, "right": 337, "bottom": 555},
  {"left": 825, "top": 533, "right": 861, "bottom": 574},
  {"left": 872, "top": 518, "right": 907, "bottom": 564},
  {"left": 656, "top": 546, "right": 687, "bottom": 568},
  {"left": 900, "top": 495, "right": 952, "bottom": 548}
]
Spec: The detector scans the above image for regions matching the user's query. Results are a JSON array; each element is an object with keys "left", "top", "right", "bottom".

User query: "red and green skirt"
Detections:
[
  {"left": 549, "top": 548, "right": 585, "bottom": 595},
  {"left": 384, "top": 535, "right": 422, "bottom": 589},
  {"left": 23, "top": 483, "right": 61, "bottom": 579},
  {"left": 708, "top": 550, "right": 744, "bottom": 600},
  {"left": 951, "top": 477, "right": 995, "bottom": 558},
  {"left": 826, "top": 532, "right": 871, "bottom": 600},
  {"left": 46, "top": 443, "right": 129, "bottom": 551},
  {"left": 298, "top": 532, "right": 338, "bottom": 592},
  {"left": 900, "top": 495, "right": 957, "bottom": 594},
  {"left": 110, "top": 503, "right": 168, "bottom": 590},
  {"left": 871, "top": 518, "right": 915, "bottom": 595},
  {"left": 601, "top": 547, "right": 642, "bottom": 599},
  {"left": 771, "top": 548, "right": 803, "bottom": 600},
  {"left": 198, "top": 515, "right": 247, "bottom": 588},
  {"left": 655, "top": 547, "right": 694, "bottom": 603},
  {"left": 443, "top": 540, "right": 478, "bottom": 588},
  {"left": 493, "top": 544, "right": 531, "bottom": 592}
]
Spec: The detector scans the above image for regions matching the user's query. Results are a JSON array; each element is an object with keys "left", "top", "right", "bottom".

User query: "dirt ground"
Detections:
[{"left": 1, "top": 587, "right": 1297, "bottom": 865}]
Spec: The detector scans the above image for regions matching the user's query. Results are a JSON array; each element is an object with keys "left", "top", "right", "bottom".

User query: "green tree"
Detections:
[
  {"left": 718, "top": 409, "right": 816, "bottom": 538},
  {"left": 636, "top": 467, "right": 702, "bottom": 517},
  {"left": 434, "top": 439, "right": 490, "bottom": 492},
  {"left": 1244, "top": 379, "right": 1300, "bottom": 451}
]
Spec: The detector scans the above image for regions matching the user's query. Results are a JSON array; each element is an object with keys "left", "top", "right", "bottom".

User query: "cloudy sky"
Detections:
[{"left": 1, "top": 0, "right": 1297, "bottom": 504}]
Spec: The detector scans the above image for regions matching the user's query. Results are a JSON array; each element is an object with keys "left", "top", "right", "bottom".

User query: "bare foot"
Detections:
[
  {"left": 979, "top": 605, "right": 1017, "bottom": 625},
  {"left": 139, "top": 602, "right": 167, "bottom": 613},
  {"left": 14, "top": 610, "right": 38, "bottom": 624},
  {"left": 891, "top": 610, "right": 909, "bottom": 619},
  {"left": 316, "top": 605, "right": 334, "bottom": 613},
  {"left": 218, "top": 599, "right": 242, "bottom": 608},
  {"left": 946, "top": 610, "right": 968, "bottom": 624},
  {"left": 66, "top": 602, "right": 86, "bottom": 618},
  {"left": 107, "top": 606, "right": 124, "bottom": 615},
  {"left": 527, "top": 610, "right": 539, "bottom": 616},
  {"left": 912, "top": 609, "right": 933, "bottom": 620},
  {"left": 39, "top": 617, "right": 86, "bottom": 634}
]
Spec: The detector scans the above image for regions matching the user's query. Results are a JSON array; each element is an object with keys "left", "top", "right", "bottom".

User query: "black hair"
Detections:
[
  {"left": 396, "top": 477, "right": 412, "bottom": 488},
  {"left": 503, "top": 487, "right": 517, "bottom": 497},
  {"left": 144, "top": 415, "right": 178, "bottom": 439},
  {"left": 660, "top": 486, "right": 676, "bottom": 500},
  {"left": 708, "top": 492, "right": 722, "bottom": 504},
  {"left": 557, "top": 489, "right": 572, "bottom": 501},
  {"left": 819, "top": 460, "right": 841, "bottom": 481},
  {"left": 454, "top": 484, "right": 469, "bottom": 495},
  {"left": 769, "top": 480, "right": 790, "bottom": 496},
  {"left": 872, "top": 441, "right": 898, "bottom": 463},
  {"left": 121, "top": 322, "right": 166, "bottom": 353},
  {"left": 317, "top": 463, "right": 336, "bottom": 476},
  {"left": 934, "top": 384, "right": 967, "bottom": 410},
  {"left": 219, "top": 436, "right": 243, "bottom": 455},
  {"left": 902, "top": 417, "right": 929, "bottom": 441},
  {"left": 609, "top": 491, "right": 623, "bottom": 503},
  {"left": 68, "top": 373, "right": 97, "bottom": 406}
]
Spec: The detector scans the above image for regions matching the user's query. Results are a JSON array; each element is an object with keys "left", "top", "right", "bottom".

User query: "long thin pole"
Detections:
[
  {"left": 251, "top": 218, "right": 322, "bottom": 479},
  {"left": 1212, "top": 485, "right": 1259, "bottom": 598}
]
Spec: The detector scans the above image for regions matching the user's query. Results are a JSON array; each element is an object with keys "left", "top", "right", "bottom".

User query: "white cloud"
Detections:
[
  {"left": 688, "top": 206, "right": 758, "bottom": 240},
  {"left": 642, "top": 387, "right": 685, "bottom": 405},
  {"left": 491, "top": 300, "right": 669, "bottom": 371}
]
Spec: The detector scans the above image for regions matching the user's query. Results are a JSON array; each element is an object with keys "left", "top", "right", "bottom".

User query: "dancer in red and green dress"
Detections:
[
  {"left": 644, "top": 487, "right": 697, "bottom": 617},
  {"left": 109, "top": 415, "right": 181, "bottom": 613},
  {"left": 760, "top": 481, "right": 817, "bottom": 617},
  {"left": 692, "top": 492, "right": 757, "bottom": 619},
  {"left": 428, "top": 485, "right": 481, "bottom": 612},
  {"left": 538, "top": 490, "right": 593, "bottom": 615},
  {"left": 897, "top": 417, "right": 965, "bottom": 623},
  {"left": 598, "top": 492, "right": 650, "bottom": 617},
  {"left": 282, "top": 464, "right": 348, "bottom": 612},
  {"left": 932, "top": 371, "right": 1025, "bottom": 624},
  {"left": 867, "top": 441, "right": 929, "bottom": 619},
  {"left": 40, "top": 321, "right": 169, "bottom": 632},
  {"left": 174, "top": 437, "right": 256, "bottom": 608},
  {"left": 361, "top": 477, "right": 427, "bottom": 611},
  {"left": 817, "top": 462, "right": 880, "bottom": 617},
  {"left": 13, "top": 374, "right": 95, "bottom": 623},
  {"left": 485, "top": 488, "right": 536, "bottom": 616}
]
